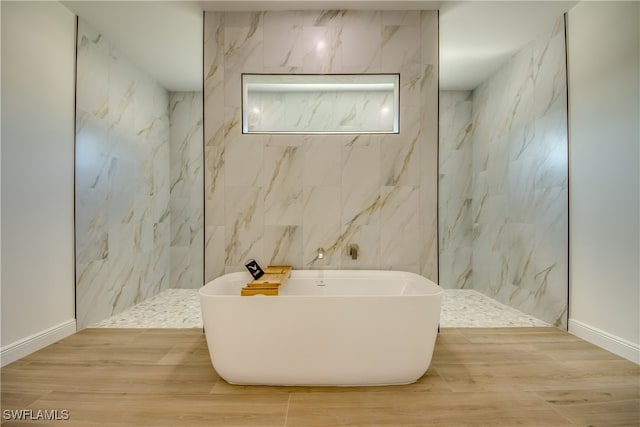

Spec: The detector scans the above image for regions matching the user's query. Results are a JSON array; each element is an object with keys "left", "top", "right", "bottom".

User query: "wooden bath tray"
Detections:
[
  {"left": 264, "top": 265, "right": 292, "bottom": 274},
  {"left": 241, "top": 265, "right": 292, "bottom": 296}
]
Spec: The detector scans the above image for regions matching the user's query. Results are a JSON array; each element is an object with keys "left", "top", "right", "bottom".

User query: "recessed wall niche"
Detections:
[
  {"left": 204, "top": 10, "right": 439, "bottom": 280},
  {"left": 242, "top": 74, "right": 400, "bottom": 134}
]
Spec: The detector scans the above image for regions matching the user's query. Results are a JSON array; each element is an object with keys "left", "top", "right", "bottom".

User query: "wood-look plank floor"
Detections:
[{"left": 1, "top": 328, "right": 638, "bottom": 426}]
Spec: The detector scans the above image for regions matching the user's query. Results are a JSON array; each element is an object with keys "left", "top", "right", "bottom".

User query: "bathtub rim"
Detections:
[{"left": 199, "top": 269, "right": 442, "bottom": 298}]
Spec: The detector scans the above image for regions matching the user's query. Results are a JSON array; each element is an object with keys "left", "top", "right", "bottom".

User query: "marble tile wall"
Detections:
[
  {"left": 438, "top": 91, "right": 473, "bottom": 289},
  {"left": 75, "top": 19, "right": 171, "bottom": 328},
  {"left": 76, "top": 21, "right": 204, "bottom": 328},
  {"left": 204, "top": 11, "right": 439, "bottom": 280},
  {"left": 169, "top": 92, "right": 204, "bottom": 289},
  {"left": 468, "top": 17, "right": 569, "bottom": 328}
]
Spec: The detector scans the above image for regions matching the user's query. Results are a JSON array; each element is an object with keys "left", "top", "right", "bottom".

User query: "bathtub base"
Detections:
[{"left": 200, "top": 270, "right": 442, "bottom": 387}]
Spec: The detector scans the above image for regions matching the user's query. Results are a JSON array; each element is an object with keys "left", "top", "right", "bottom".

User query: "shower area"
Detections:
[
  {"left": 74, "top": 7, "right": 568, "bottom": 330},
  {"left": 74, "top": 18, "right": 204, "bottom": 329},
  {"left": 438, "top": 15, "right": 569, "bottom": 328}
]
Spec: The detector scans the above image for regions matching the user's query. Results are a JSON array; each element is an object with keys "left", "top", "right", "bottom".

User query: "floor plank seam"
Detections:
[
  {"left": 544, "top": 404, "right": 578, "bottom": 426},
  {"left": 3, "top": 328, "right": 638, "bottom": 426},
  {"left": 283, "top": 393, "right": 291, "bottom": 427}
]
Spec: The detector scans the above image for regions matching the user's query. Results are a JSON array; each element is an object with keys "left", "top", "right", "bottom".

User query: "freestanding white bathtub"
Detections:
[{"left": 199, "top": 270, "right": 442, "bottom": 386}]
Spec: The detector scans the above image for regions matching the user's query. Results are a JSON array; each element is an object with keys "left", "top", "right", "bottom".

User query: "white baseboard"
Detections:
[
  {"left": 1, "top": 319, "right": 76, "bottom": 367},
  {"left": 569, "top": 319, "right": 640, "bottom": 365}
]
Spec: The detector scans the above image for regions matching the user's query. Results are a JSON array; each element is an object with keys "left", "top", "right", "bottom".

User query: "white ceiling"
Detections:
[
  {"left": 439, "top": 1, "right": 577, "bottom": 90},
  {"left": 63, "top": 1, "right": 577, "bottom": 92},
  {"left": 63, "top": 1, "right": 204, "bottom": 92}
]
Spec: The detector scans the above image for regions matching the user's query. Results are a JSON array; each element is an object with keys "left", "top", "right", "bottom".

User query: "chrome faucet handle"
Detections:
[{"left": 317, "top": 248, "right": 324, "bottom": 259}]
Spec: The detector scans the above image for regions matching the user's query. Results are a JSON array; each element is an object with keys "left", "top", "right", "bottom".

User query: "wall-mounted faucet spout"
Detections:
[
  {"left": 348, "top": 244, "right": 359, "bottom": 260},
  {"left": 317, "top": 248, "right": 324, "bottom": 260}
]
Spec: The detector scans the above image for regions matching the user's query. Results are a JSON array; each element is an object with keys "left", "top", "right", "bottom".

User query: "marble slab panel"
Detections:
[
  {"left": 381, "top": 24, "right": 420, "bottom": 73},
  {"left": 340, "top": 11, "right": 382, "bottom": 72},
  {"left": 380, "top": 122, "right": 420, "bottom": 186},
  {"left": 383, "top": 11, "right": 421, "bottom": 26},
  {"left": 439, "top": 247, "right": 473, "bottom": 289},
  {"left": 108, "top": 50, "right": 138, "bottom": 132},
  {"left": 76, "top": 24, "right": 109, "bottom": 118},
  {"left": 204, "top": 10, "right": 439, "bottom": 280},
  {"left": 264, "top": 146, "right": 303, "bottom": 225},
  {"left": 303, "top": 10, "right": 345, "bottom": 28},
  {"left": 168, "top": 92, "right": 204, "bottom": 290},
  {"left": 224, "top": 108, "right": 264, "bottom": 187},
  {"left": 419, "top": 221, "right": 439, "bottom": 282},
  {"left": 204, "top": 226, "right": 225, "bottom": 282},
  {"left": 263, "top": 11, "right": 304, "bottom": 68},
  {"left": 303, "top": 139, "right": 342, "bottom": 186},
  {"left": 341, "top": 145, "right": 381, "bottom": 227},
  {"left": 224, "top": 16, "right": 264, "bottom": 108},
  {"left": 204, "top": 14, "right": 225, "bottom": 149},
  {"left": 302, "top": 26, "right": 342, "bottom": 73},
  {"left": 302, "top": 186, "right": 342, "bottom": 268},
  {"left": 420, "top": 11, "right": 438, "bottom": 65},
  {"left": 533, "top": 19, "right": 566, "bottom": 116},
  {"left": 76, "top": 19, "right": 185, "bottom": 328},
  {"left": 533, "top": 111, "right": 569, "bottom": 189},
  {"left": 264, "top": 225, "right": 303, "bottom": 268},
  {"left": 379, "top": 186, "right": 420, "bottom": 265},
  {"left": 224, "top": 186, "right": 264, "bottom": 266},
  {"left": 339, "top": 225, "right": 380, "bottom": 270},
  {"left": 204, "top": 146, "right": 225, "bottom": 226},
  {"left": 461, "top": 17, "right": 568, "bottom": 328}
]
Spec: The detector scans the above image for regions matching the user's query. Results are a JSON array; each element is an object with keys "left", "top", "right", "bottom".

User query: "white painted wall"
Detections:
[
  {"left": 1, "top": 1, "right": 77, "bottom": 365},
  {"left": 567, "top": 1, "right": 640, "bottom": 363},
  {"left": 0, "top": 2, "right": 3, "bottom": 350}
]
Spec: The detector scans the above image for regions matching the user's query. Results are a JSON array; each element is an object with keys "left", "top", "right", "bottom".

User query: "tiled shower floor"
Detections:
[{"left": 92, "top": 288, "right": 549, "bottom": 328}]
